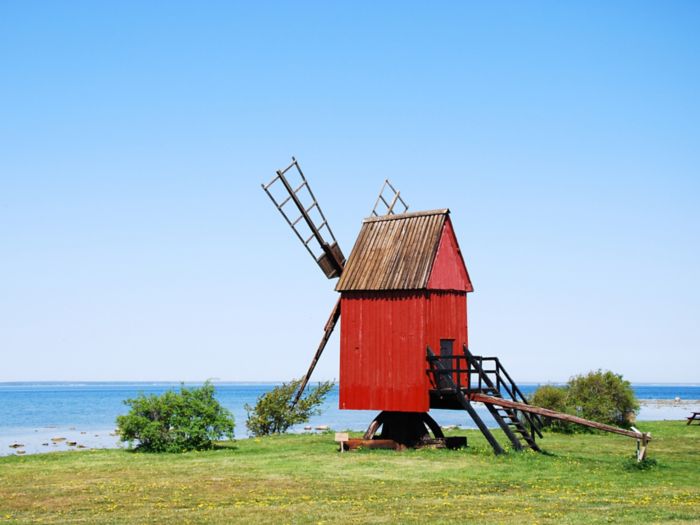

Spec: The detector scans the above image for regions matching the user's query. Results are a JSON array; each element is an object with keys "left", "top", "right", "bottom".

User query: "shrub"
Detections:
[
  {"left": 567, "top": 369, "right": 639, "bottom": 428},
  {"left": 530, "top": 370, "right": 639, "bottom": 432},
  {"left": 116, "top": 382, "right": 235, "bottom": 452},
  {"left": 245, "top": 378, "right": 334, "bottom": 437},
  {"left": 530, "top": 384, "right": 575, "bottom": 433}
]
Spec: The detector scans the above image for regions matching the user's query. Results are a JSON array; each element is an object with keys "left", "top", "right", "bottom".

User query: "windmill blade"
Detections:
[
  {"left": 262, "top": 157, "right": 345, "bottom": 278},
  {"left": 292, "top": 298, "right": 341, "bottom": 406},
  {"left": 371, "top": 179, "right": 409, "bottom": 217}
]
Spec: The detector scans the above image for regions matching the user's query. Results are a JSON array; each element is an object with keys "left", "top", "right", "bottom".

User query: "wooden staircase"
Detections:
[
  {"left": 427, "top": 345, "right": 652, "bottom": 459},
  {"left": 484, "top": 404, "right": 540, "bottom": 452},
  {"left": 427, "top": 345, "right": 543, "bottom": 454},
  {"left": 465, "top": 347, "right": 544, "bottom": 452}
]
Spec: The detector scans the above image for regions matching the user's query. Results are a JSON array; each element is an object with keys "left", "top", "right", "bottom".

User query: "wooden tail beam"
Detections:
[{"left": 471, "top": 393, "right": 651, "bottom": 442}]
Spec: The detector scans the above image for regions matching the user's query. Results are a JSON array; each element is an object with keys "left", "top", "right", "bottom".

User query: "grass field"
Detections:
[{"left": 1, "top": 421, "right": 698, "bottom": 524}]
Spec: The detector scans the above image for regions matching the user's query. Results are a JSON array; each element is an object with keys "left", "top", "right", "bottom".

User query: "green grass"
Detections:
[{"left": 1, "top": 421, "right": 699, "bottom": 524}]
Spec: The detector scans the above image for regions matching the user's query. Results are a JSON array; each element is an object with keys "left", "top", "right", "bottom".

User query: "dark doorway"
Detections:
[
  {"left": 439, "top": 339, "right": 455, "bottom": 387},
  {"left": 440, "top": 339, "right": 454, "bottom": 362}
]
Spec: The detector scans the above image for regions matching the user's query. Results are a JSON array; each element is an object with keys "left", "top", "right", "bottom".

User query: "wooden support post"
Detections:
[
  {"left": 292, "top": 298, "right": 341, "bottom": 406},
  {"left": 631, "top": 426, "right": 650, "bottom": 462}
]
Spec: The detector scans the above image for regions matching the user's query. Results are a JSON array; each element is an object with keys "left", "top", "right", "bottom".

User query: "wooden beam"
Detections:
[
  {"left": 291, "top": 298, "right": 341, "bottom": 406},
  {"left": 471, "top": 394, "right": 651, "bottom": 441},
  {"left": 345, "top": 439, "right": 402, "bottom": 451}
]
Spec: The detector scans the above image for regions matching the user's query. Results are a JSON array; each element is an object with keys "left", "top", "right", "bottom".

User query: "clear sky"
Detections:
[{"left": 1, "top": 2, "right": 698, "bottom": 383}]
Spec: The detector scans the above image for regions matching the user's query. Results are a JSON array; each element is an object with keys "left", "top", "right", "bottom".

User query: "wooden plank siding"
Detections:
[
  {"left": 426, "top": 218, "right": 473, "bottom": 292},
  {"left": 339, "top": 290, "right": 468, "bottom": 412},
  {"left": 426, "top": 291, "right": 469, "bottom": 388},
  {"left": 340, "top": 292, "right": 430, "bottom": 412}
]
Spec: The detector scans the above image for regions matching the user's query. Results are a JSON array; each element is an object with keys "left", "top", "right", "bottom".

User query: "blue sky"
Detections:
[{"left": 1, "top": 2, "right": 698, "bottom": 383}]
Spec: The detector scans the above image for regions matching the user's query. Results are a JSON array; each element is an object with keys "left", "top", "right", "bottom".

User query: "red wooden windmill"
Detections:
[
  {"left": 336, "top": 207, "right": 473, "bottom": 413},
  {"left": 263, "top": 158, "right": 651, "bottom": 456}
]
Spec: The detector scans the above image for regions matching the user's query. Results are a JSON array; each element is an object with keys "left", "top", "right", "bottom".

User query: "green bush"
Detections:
[
  {"left": 530, "top": 370, "right": 639, "bottom": 432},
  {"left": 116, "top": 382, "right": 235, "bottom": 452},
  {"left": 245, "top": 378, "right": 334, "bottom": 437},
  {"left": 530, "top": 384, "right": 575, "bottom": 433},
  {"left": 567, "top": 369, "right": 639, "bottom": 428}
]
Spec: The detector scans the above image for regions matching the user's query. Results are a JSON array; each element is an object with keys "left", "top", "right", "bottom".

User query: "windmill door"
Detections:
[{"left": 439, "top": 339, "right": 458, "bottom": 388}]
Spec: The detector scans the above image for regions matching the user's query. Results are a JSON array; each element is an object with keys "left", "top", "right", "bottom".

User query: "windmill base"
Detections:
[{"left": 344, "top": 411, "right": 466, "bottom": 451}]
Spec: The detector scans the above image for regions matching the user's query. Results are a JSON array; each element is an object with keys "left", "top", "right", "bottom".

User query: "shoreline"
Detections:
[
  {"left": 639, "top": 398, "right": 700, "bottom": 407},
  {"left": 3, "top": 399, "right": 699, "bottom": 458}
]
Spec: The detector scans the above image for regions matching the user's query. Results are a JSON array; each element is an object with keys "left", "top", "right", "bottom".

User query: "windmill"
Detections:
[
  {"left": 262, "top": 157, "right": 651, "bottom": 457},
  {"left": 262, "top": 158, "right": 407, "bottom": 405}
]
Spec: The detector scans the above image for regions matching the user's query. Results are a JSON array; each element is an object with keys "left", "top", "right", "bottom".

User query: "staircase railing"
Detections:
[
  {"left": 463, "top": 346, "right": 544, "bottom": 439},
  {"left": 426, "top": 353, "right": 469, "bottom": 391}
]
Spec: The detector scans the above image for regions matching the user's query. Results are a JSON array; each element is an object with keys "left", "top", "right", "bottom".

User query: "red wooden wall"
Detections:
[
  {"left": 339, "top": 291, "right": 468, "bottom": 412},
  {"left": 340, "top": 291, "right": 428, "bottom": 411},
  {"left": 425, "top": 290, "right": 469, "bottom": 382},
  {"left": 427, "top": 218, "right": 472, "bottom": 292}
]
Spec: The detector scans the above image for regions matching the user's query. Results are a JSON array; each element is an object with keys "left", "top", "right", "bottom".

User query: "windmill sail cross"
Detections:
[
  {"left": 371, "top": 179, "right": 409, "bottom": 217},
  {"left": 262, "top": 157, "right": 345, "bottom": 279}
]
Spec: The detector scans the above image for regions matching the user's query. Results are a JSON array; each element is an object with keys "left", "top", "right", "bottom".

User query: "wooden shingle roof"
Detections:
[{"left": 335, "top": 209, "right": 451, "bottom": 291}]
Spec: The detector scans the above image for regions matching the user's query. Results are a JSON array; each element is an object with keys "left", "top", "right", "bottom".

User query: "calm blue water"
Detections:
[{"left": 1, "top": 382, "right": 698, "bottom": 456}]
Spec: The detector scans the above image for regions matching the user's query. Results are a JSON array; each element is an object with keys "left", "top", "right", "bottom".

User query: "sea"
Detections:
[{"left": 1, "top": 382, "right": 698, "bottom": 456}]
